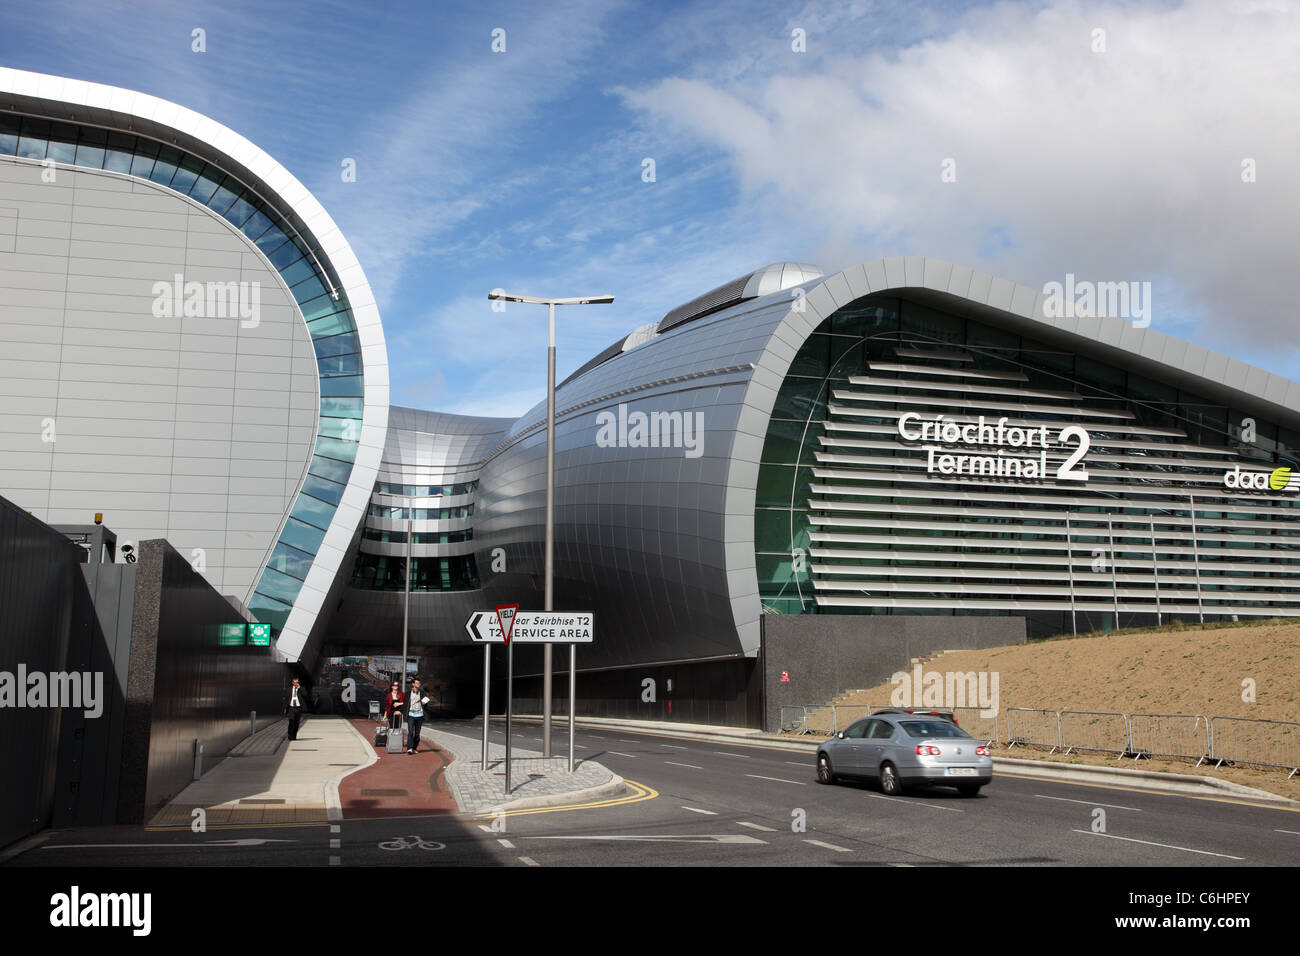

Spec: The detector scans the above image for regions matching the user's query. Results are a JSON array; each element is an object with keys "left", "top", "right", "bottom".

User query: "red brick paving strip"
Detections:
[{"left": 339, "top": 718, "right": 459, "bottom": 818}]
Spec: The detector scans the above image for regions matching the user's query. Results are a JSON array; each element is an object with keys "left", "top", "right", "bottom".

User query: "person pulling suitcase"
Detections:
[{"left": 406, "top": 679, "right": 430, "bottom": 754}]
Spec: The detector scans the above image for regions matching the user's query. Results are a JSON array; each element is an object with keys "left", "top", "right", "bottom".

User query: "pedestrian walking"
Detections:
[
  {"left": 284, "top": 677, "right": 308, "bottom": 741},
  {"left": 406, "top": 678, "right": 429, "bottom": 754},
  {"left": 383, "top": 681, "right": 405, "bottom": 730}
]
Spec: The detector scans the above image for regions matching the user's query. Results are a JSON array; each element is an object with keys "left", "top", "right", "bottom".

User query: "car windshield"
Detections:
[{"left": 902, "top": 720, "right": 971, "bottom": 739}]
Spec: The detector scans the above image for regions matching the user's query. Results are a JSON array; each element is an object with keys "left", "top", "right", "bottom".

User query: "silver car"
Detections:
[{"left": 816, "top": 714, "right": 993, "bottom": 797}]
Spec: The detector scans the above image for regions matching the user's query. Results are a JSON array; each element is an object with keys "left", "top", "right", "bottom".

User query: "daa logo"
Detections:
[{"left": 1223, "top": 465, "right": 1299, "bottom": 492}]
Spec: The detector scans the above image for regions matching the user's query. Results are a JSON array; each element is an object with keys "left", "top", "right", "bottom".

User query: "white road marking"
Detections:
[
  {"left": 330, "top": 825, "right": 341, "bottom": 834},
  {"left": 887, "top": 862, "right": 914, "bottom": 867},
  {"left": 681, "top": 806, "right": 717, "bottom": 815},
  {"left": 745, "top": 773, "right": 806, "bottom": 786},
  {"left": 497, "top": 838, "right": 515, "bottom": 849},
  {"left": 737, "top": 821, "right": 776, "bottom": 832},
  {"left": 618, "top": 738, "right": 639, "bottom": 743},
  {"left": 804, "top": 839, "right": 852, "bottom": 853},
  {"left": 478, "top": 824, "right": 493, "bottom": 833},
  {"left": 866, "top": 793, "right": 963, "bottom": 813},
  {"left": 519, "top": 856, "right": 540, "bottom": 866},
  {"left": 1037, "top": 794, "right": 1143, "bottom": 812},
  {"left": 1275, "top": 829, "right": 1300, "bottom": 836},
  {"left": 588, "top": 734, "right": 606, "bottom": 738},
  {"left": 329, "top": 839, "right": 340, "bottom": 849},
  {"left": 329, "top": 855, "right": 341, "bottom": 865},
  {"left": 785, "top": 761, "right": 811, "bottom": 767},
  {"left": 665, "top": 761, "right": 703, "bottom": 769},
  {"left": 660, "top": 744, "right": 688, "bottom": 750},
  {"left": 714, "top": 751, "right": 749, "bottom": 758},
  {"left": 535, "top": 834, "right": 764, "bottom": 844},
  {"left": 1070, "top": 830, "right": 1245, "bottom": 860},
  {"left": 609, "top": 751, "right": 637, "bottom": 758}
]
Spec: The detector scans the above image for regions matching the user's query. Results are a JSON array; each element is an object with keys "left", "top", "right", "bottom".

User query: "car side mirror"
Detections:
[{"left": 835, "top": 731, "right": 845, "bottom": 739}]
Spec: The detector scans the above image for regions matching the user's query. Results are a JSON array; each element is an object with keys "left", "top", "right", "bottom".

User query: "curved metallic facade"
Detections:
[
  {"left": 0, "top": 69, "right": 390, "bottom": 668},
  {"left": 435, "top": 258, "right": 1300, "bottom": 663},
  {"left": 328, "top": 407, "right": 511, "bottom": 646}
]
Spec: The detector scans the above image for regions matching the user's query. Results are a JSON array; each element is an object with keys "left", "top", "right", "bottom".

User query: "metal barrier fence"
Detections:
[
  {"left": 1127, "top": 713, "right": 1212, "bottom": 764},
  {"left": 1209, "top": 717, "right": 1300, "bottom": 778},
  {"left": 1059, "top": 710, "right": 1130, "bottom": 757},
  {"left": 1004, "top": 708, "right": 1061, "bottom": 752},
  {"left": 951, "top": 707, "right": 999, "bottom": 746},
  {"left": 778, "top": 701, "right": 1300, "bottom": 778},
  {"left": 779, "top": 706, "right": 810, "bottom": 734}
]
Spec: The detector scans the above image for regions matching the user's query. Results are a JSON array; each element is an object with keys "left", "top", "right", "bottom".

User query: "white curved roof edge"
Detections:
[
  {"left": 787, "top": 256, "right": 1300, "bottom": 423},
  {"left": 0, "top": 68, "right": 391, "bottom": 661}
]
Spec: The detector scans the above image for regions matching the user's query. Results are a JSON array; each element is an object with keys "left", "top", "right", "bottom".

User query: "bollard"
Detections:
[
  {"left": 192, "top": 738, "right": 204, "bottom": 780},
  {"left": 250, "top": 710, "right": 256, "bottom": 735}
]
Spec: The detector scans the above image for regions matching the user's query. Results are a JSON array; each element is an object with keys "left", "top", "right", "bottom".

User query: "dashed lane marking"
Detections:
[
  {"left": 737, "top": 821, "right": 776, "bottom": 832},
  {"left": 804, "top": 839, "right": 852, "bottom": 853},
  {"left": 746, "top": 773, "right": 805, "bottom": 786},
  {"left": 664, "top": 761, "right": 703, "bottom": 769},
  {"left": 498, "top": 839, "right": 515, "bottom": 849},
  {"left": 714, "top": 751, "right": 749, "bottom": 758},
  {"left": 866, "top": 793, "right": 963, "bottom": 813},
  {"left": 1070, "top": 830, "right": 1245, "bottom": 860},
  {"left": 1037, "top": 794, "right": 1143, "bottom": 812},
  {"left": 519, "top": 856, "right": 540, "bottom": 866},
  {"left": 609, "top": 751, "right": 637, "bottom": 758},
  {"left": 681, "top": 806, "right": 717, "bottom": 815}
]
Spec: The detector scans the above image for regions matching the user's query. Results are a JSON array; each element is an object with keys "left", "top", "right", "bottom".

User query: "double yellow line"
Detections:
[{"left": 475, "top": 778, "right": 658, "bottom": 820}]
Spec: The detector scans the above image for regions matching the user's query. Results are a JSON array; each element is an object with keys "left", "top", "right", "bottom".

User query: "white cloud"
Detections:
[{"left": 619, "top": 0, "right": 1300, "bottom": 362}]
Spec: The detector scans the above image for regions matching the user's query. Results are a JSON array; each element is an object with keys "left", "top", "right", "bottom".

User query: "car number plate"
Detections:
[{"left": 945, "top": 767, "right": 978, "bottom": 776}]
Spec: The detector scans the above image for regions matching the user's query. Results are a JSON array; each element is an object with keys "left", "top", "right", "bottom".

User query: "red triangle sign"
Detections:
[{"left": 495, "top": 604, "right": 519, "bottom": 645}]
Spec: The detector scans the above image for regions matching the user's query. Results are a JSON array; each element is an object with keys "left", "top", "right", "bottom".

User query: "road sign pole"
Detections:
[
  {"left": 481, "top": 643, "right": 490, "bottom": 770},
  {"left": 505, "top": 639, "right": 513, "bottom": 796},
  {"left": 496, "top": 604, "right": 518, "bottom": 796},
  {"left": 568, "top": 643, "right": 576, "bottom": 773},
  {"left": 543, "top": 300, "right": 555, "bottom": 758}
]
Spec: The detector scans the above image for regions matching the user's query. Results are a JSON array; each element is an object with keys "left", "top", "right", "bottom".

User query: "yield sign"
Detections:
[{"left": 495, "top": 604, "right": 518, "bottom": 645}]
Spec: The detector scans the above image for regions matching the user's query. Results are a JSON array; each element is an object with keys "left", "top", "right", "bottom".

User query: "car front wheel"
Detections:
[
  {"left": 817, "top": 753, "right": 836, "bottom": 785},
  {"left": 879, "top": 762, "right": 902, "bottom": 796}
]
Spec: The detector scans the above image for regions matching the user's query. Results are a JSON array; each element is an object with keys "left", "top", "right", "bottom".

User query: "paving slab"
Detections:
[
  {"left": 421, "top": 721, "right": 624, "bottom": 815},
  {"left": 149, "top": 715, "right": 371, "bottom": 827}
]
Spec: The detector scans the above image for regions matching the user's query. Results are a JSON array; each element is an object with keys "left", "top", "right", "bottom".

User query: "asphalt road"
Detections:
[{"left": 6, "top": 719, "right": 1297, "bottom": 868}]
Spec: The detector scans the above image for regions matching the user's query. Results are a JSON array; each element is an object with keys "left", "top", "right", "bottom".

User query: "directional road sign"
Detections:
[{"left": 465, "top": 610, "right": 594, "bottom": 644}]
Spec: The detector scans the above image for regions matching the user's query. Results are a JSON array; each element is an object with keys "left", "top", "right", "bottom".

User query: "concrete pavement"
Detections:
[
  {"left": 149, "top": 714, "right": 623, "bottom": 827},
  {"left": 150, "top": 715, "right": 372, "bottom": 827}
]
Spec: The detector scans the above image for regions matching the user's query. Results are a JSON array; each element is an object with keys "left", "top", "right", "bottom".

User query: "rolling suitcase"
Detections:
[
  {"left": 373, "top": 724, "right": 387, "bottom": 748},
  {"left": 386, "top": 719, "right": 405, "bottom": 753}
]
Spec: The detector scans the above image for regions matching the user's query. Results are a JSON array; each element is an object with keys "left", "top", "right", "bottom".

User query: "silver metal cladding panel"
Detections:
[
  {"left": 0, "top": 158, "right": 317, "bottom": 600},
  {"left": 474, "top": 292, "right": 803, "bottom": 666}
]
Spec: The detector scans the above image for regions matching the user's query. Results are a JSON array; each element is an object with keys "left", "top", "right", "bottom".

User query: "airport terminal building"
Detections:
[{"left": 4, "top": 69, "right": 1300, "bottom": 722}]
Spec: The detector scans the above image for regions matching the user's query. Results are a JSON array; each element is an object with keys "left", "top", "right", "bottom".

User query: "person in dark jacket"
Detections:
[
  {"left": 383, "top": 682, "right": 405, "bottom": 730},
  {"left": 284, "top": 677, "right": 310, "bottom": 741}
]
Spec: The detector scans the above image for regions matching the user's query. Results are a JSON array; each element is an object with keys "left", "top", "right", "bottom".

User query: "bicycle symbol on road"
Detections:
[{"left": 378, "top": 835, "right": 446, "bottom": 851}]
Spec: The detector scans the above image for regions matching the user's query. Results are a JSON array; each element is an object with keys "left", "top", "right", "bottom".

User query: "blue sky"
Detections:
[{"left": 3, "top": 0, "right": 1298, "bottom": 416}]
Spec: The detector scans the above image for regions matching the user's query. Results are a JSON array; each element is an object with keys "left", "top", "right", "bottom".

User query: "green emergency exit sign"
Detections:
[
  {"left": 217, "top": 623, "right": 246, "bottom": 646},
  {"left": 248, "top": 623, "right": 272, "bottom": 646}
]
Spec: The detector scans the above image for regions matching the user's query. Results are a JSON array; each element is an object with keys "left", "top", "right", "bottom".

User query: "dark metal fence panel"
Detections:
[{"left": 0, "top": 498, "right": 81, "bottom": 848}]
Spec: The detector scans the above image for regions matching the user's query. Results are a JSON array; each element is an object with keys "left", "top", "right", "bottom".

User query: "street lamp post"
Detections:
[{"left": 486, "top": 290, "right": 614, "bottom": 758}]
